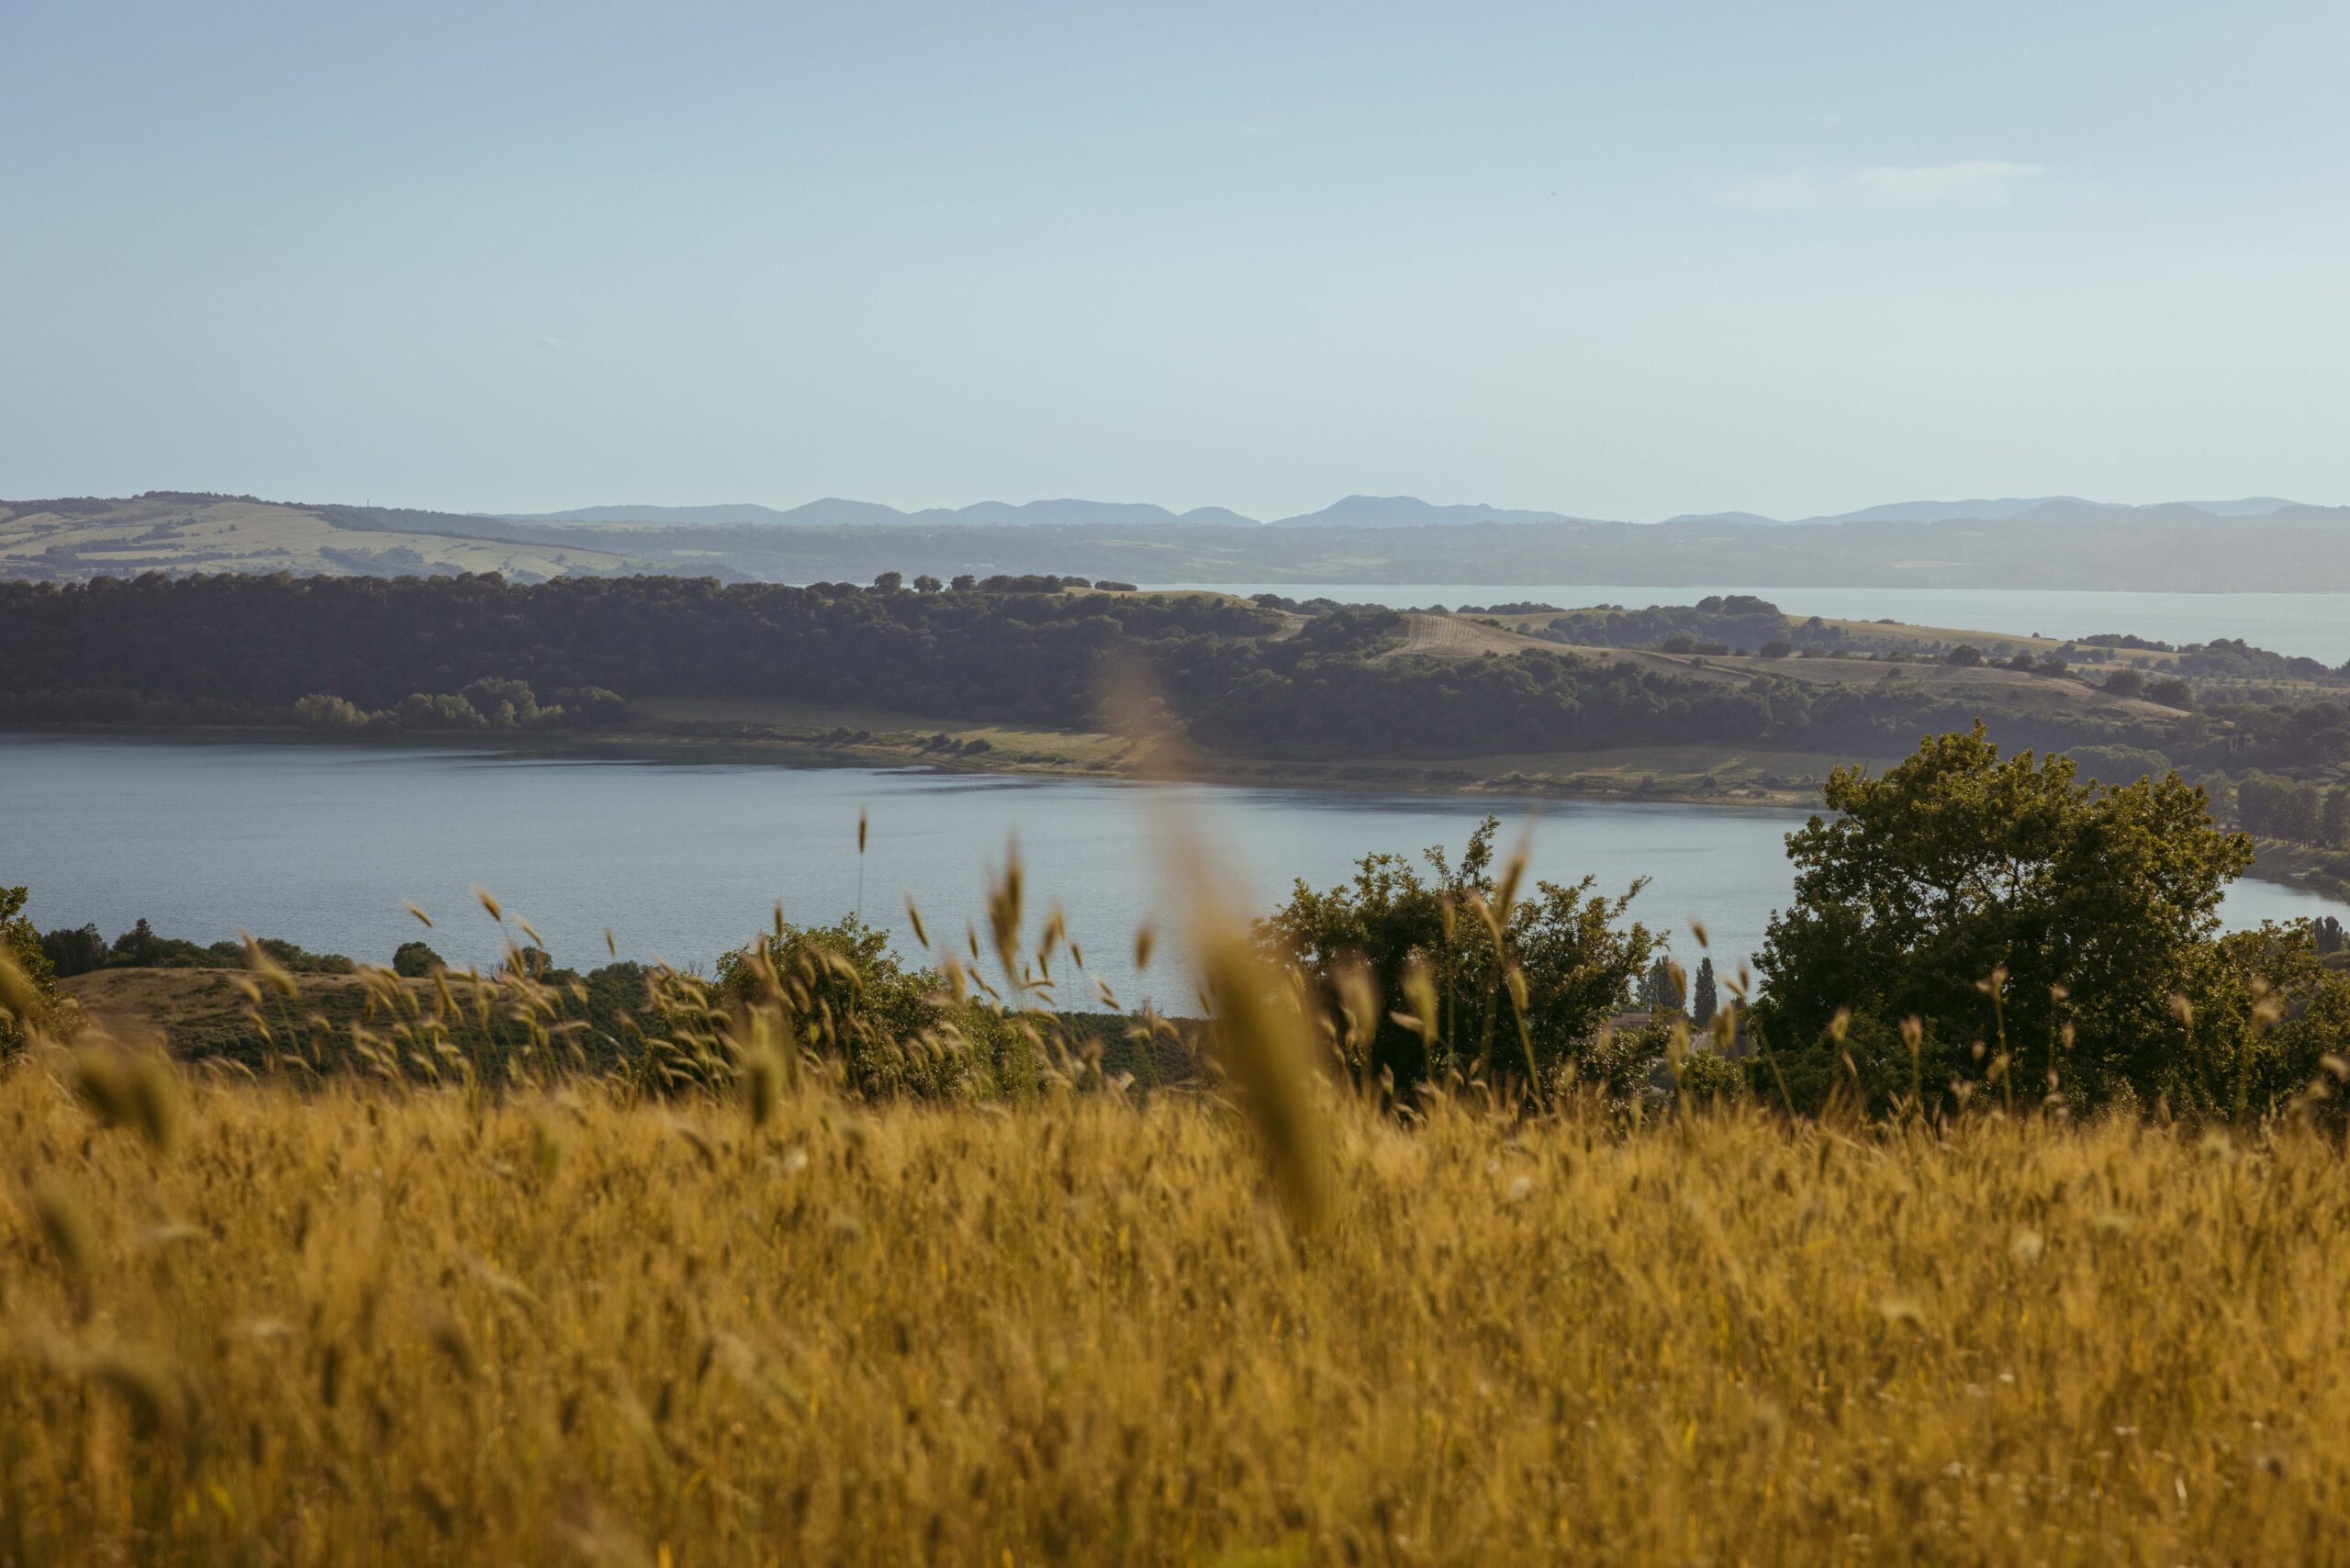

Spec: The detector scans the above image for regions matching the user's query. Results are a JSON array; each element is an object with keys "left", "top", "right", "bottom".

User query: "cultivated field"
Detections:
[{"left": 5, "top": 1056, "right": 2350, "bottom": 1564}]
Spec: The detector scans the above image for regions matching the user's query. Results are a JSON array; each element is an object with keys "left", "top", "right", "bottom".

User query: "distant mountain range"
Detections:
[
  {"left": 1267, "top": 496, "right": 1595, "bottom": 528},
  {"left": 518, "top": 498, "right": 1259, "bottom": 528},
  {"left": 15, "top": 488, "right": 2350, "bottom": 592},
  {"left": 1665, "top": 496, "right": 2311, "bottom": 527},
  {"left": 514, "top": 493, "right": 2317, "bottom": 530}
]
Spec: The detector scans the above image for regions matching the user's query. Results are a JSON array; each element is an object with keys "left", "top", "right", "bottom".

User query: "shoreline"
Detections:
[
  {"left": 7, "top": 718, "right": 2344, "bottom": 909},
  {"left": 0, "top": 716, "right": 1836, "bottom": 809}
]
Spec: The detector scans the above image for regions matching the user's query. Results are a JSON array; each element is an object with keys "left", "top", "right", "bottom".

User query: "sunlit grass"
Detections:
[{"left": 6, "top": 1053, "right": 2350, "bottom": 1564}]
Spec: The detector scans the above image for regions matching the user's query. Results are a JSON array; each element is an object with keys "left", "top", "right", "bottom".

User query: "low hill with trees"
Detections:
[{"left": 5, "top": 574, "right": 2349, "bottom": 791}]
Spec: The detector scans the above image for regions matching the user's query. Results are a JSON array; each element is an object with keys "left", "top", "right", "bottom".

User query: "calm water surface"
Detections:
[
  {"left": 3, "top": 735, "right": 2340, "bottom": 1008},
  {"left": 1148, "top": 585, "right": 2350, "bottom": 666}
]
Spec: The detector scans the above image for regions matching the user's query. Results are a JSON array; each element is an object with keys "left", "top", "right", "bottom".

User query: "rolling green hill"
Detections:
[{"left": 0, "top": 492, "right": 676, "bottom": 583}]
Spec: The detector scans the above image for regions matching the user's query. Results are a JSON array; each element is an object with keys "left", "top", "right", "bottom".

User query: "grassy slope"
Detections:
[
  {"left": 62, "top": 969, "right": 431, "bottom": 1056},
  {"left": 0, "top": 497, "right": 659, "bottom": 581},
  {"left": 5, "top": 1070, "right": 2349, "bottom": 1563},
  {"left": 609, "top": 693, "right": 1855, "bottom": 803},
  {"left": 316, "top": 604, "right": 2199, "bottom": 806}
]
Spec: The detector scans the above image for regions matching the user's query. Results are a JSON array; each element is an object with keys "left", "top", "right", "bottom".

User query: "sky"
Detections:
[{"left": 5, "top": 0, "right": 2347, "bottom": 521}]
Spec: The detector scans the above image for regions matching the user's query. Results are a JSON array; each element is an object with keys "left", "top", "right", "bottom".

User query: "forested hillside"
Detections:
[{"left": 5, "top": 572, "right": 2348, "bottom": 778}]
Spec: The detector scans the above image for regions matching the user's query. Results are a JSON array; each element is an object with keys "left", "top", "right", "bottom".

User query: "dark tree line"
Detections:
[
  {"left": 3, "top": 572, "right": 2348, "bottom": 776},
  {"left": 0, "top": 572, "right": 1272, "bottom": 730}
]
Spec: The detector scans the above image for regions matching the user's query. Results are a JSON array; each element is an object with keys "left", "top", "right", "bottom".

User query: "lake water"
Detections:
[
  {"left": 4, "top": 735, "right": 2341, "bottom": 1010},
  {"left": 1147, "top": 585, "right": 2350, "bottom": 666}
]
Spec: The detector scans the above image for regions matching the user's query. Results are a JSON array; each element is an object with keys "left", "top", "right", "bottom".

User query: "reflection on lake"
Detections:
[{"left": 3, "top": 734, "right": 2340, "bottom": 1009}]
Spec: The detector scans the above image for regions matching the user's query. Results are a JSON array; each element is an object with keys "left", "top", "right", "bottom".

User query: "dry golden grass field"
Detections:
[{"left": 6, "top": 1053, "right": 2350, "bottom": 1565}]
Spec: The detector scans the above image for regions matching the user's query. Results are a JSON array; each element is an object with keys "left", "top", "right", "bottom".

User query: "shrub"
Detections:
[
  {"left": 714, "top": 916, "right": 1042, "bottom": 1100},
  {"left": 1256, "top": 817, "right": 1654, "bottom": 1100},
  {"left": 0, "top": 885, "right": 60, "bottom": 1054},
  {"left": 1676, "top": 1048, "right": 1747, "bottom": 1103}
]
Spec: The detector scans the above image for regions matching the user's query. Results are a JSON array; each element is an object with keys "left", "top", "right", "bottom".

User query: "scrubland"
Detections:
[{"left": 6, "top": 1055, "right": 2350, "bottom": 1565}]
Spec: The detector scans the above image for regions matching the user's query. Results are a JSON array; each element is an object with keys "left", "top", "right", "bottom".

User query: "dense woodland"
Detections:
[{"left": 5, "top": 572, "right": 2350, "bottom": 781}]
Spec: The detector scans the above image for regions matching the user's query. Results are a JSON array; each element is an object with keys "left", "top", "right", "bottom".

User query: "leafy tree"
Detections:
[
  {"left": 392, "top": 940, "right": 443, "bottom": 978},
  {"left": 2188, "top": 924, "right": 2350, "bottom": 1117},
  {"left": 111, "top": 917, "right": 164, "bottom": 968},
  {"left": 1946, "top": 644, "right": 1985, "bottom": 667},
  {"left": 1755, "top": 724, "right": 2255, "bottom": 1114},
  {"left": 872, "top": 571, "right": 905, "bottom": 593},
  {"left": 397, "top": 692, "right": 485, "bottom": 730},
  {"left": 912, "top": 575, "right": 943, "bottom": 594},
  {"left": 1677, "top": 1047, "right": 1746, "bottom": 1103},
  {"left": 40, "top": 923, "right": 106, "bottom": 978},
  {"left": 294, "top": 693, "right": 372, "bottom": 729},
  {"left": 1256, "top": 817, "right": 1654, "bottom": 1100},
  {"left": 2238, "top": 772, "right": 2327, "bottom": 842},
  {"left": 0, "top": 886, "right": 60, "bottom": 1054},
  {"left": 1692, "top": 957, "right": 1718, "bottom": 1027},
  {"left": 2317, "top": 915, "right": 2347, "bottom": 956},
  {"left": 1638, "top": 955, "right": 1684, "bottom": 1014},
  {"left": 950, "top": 574, "right": 976, "bottom": 591},
  {"left": 459, "top": 678, "right": 539, "bottom": 728}
]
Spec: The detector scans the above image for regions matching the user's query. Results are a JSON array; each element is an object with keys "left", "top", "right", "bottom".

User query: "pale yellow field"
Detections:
[{"left": 5, "top": 1059, "right": 2349, "bottom": 1565}]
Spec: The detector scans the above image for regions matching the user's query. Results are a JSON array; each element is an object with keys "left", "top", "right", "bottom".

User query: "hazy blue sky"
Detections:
[{"left": 6, "top": 1, "right": 2346, "bottom": 520}]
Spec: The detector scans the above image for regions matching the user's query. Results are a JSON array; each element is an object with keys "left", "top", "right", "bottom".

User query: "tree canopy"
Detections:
[
  {"left": 4, "top": 572, "right": 2346, "bottom": 776},
  {"left": 1255, "top": 818, "right": 1655, "bottom": 1102},
  {"left": 1751, "top": 724, "right": 2347, "bottom": 1116}
]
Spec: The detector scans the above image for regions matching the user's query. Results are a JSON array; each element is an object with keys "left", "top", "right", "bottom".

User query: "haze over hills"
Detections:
[
  {"left": 521, "top": 498, "right": 1259, "bottom": 528},
  {"left": 1265, "top": 495, "right": 1595, "bottom": 528},
  {"left": 1667, "top": 496, "right": 2313, "bottom": 526},
  {"left": 10, "top": 488, "right": 2350, "bottom": 591},
  {"left": 523, "top": 493, "right": 2318, "bottom": 530},
  {"left": 517, "top": 494, "right": 1595, "bottom": 529}
]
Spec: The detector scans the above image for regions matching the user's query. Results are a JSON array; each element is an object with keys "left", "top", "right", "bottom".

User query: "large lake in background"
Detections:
[
  {"left": 5, "top": 735, "right": 2341, "bottom": 1010},
  {"left": 1147, "top": 585, "right": 2350, "bottom": 666}
]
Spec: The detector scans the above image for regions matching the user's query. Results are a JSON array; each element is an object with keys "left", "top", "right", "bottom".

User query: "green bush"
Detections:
[
  {"left": 1257, "top": 817, "right": 1654, "bottom": 1101},
  {"left": 1676, "top": 1049, "right": 1746, "bottom": 1103},
  {"left": 0, "top": 886, "right": 60, "bottom": 1055},
  {"left": 714, "top": 916, "right": 1043, "bottom": 1101}
]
